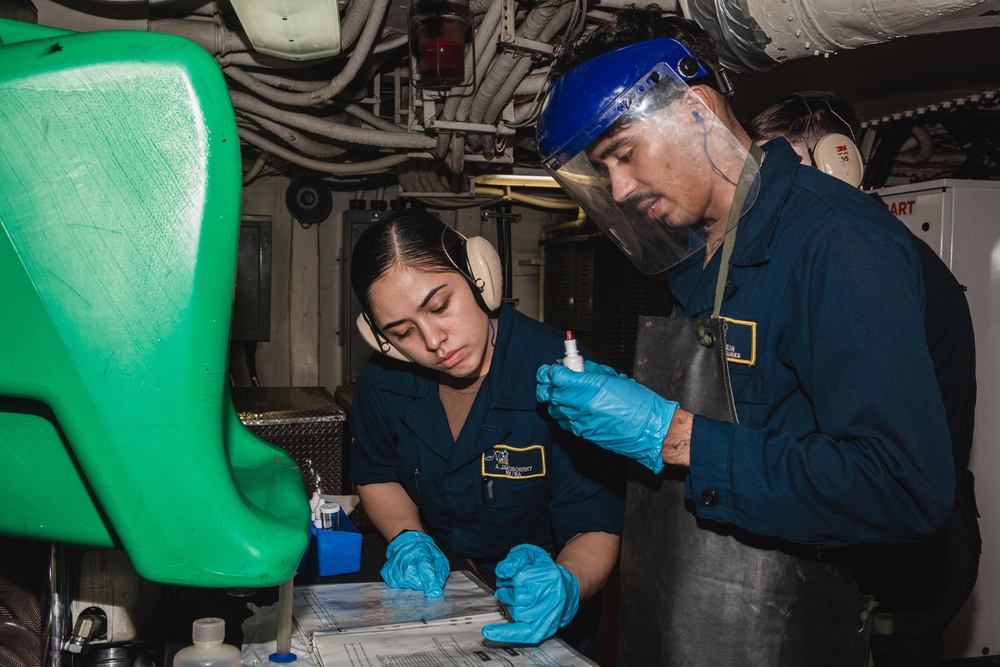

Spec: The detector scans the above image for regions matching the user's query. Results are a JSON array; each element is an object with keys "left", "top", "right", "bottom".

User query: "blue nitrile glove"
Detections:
[
  {"left": 380, "top": 530, "right": 449, "bottom": 598},
  {"left": 536, "top": 362, "right": 677, "bottom": 473},
  {"left": 582, "top": 359, "right": 627, "bottom": 378},
  {"left": 482, "top": 544, "right": 580, "bottom": 645}
]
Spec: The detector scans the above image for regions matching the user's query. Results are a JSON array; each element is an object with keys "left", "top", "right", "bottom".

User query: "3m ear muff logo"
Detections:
[{"left": 720, "top": 317, "right": 757, "bottom": 366}]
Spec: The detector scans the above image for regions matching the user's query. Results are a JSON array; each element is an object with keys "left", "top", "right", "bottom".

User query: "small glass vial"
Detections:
[
  {"left": 173, "top": 618, "right": 241, "bottom": 667},
  {"left": 562, "top": 331, "right": 584, "bottom": 372},
  {"left": 319, "top": 503, "right": 341, "bottom": 530}
]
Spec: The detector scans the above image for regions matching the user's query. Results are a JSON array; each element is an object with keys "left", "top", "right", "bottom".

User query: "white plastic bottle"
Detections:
[
  {"left": 562, "top": 331, "right": 585, "bottom": 372},
  {"left": 173, "top": 618, "right": 242, "bottom": 667}
]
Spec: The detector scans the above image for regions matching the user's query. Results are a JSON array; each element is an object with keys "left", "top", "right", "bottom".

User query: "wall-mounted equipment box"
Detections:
[
  {"left": 878, "top": 178, "right": 1000, "bottom": 660},
  {"left": 232, "top": 214, "right": 272, "bottom": 341}
]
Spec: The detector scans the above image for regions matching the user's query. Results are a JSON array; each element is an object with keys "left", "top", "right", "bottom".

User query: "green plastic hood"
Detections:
[{"left": 0, "top": 19, "right": 310, "bottom": 587}]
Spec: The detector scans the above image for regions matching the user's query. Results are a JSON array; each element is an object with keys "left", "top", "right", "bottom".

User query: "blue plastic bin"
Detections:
[{"left": 299, "top": 508, "right": 362, "bottom": 576}]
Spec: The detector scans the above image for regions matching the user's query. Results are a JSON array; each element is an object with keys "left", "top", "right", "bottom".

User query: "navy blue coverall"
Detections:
[
  {"left": 350, "top": 303, "right": 624, "bottom": 578},
  {"left": 669, "top": 138, "right": 955, "bottom": 547}
]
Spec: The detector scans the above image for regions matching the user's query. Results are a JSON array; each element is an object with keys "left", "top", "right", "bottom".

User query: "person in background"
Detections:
[
  {"left": 750, "top": 91, "right": 981, "bottom": 667},
  {"left": 347, "top": 210, "right": 623, "bottom": 654},
  {"left": 747, "top": 91, "right": 865, "bottom": 187},
  {"left": 532, "top": 6, "right": 955, "bottom": 664}
]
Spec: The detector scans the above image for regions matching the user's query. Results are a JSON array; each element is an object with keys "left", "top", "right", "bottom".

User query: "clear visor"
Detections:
[{"left": 546, "top": 67, "right": 760, "bottom": 274}]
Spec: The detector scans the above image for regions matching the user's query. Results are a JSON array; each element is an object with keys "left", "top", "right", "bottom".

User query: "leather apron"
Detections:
[{"left": 618, "top": 148, "right": 872, "bottom": 666}]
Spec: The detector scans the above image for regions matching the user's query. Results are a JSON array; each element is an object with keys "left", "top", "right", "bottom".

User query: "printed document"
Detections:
[{"left": 292, "top": 571, "right": 597, "bottom": 666}]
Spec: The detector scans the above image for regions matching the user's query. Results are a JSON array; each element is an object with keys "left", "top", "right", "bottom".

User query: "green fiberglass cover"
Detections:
[{"left": 0, "top": 20, "right": 309, "bottom": 587}]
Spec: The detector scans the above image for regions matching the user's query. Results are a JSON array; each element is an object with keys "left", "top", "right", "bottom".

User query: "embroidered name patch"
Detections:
[
  {"left": 721, "top": 317, "right": 757, "bottom": 366},
  {"left": 482, "top": 444, "right": 546, "bottom": 479}
]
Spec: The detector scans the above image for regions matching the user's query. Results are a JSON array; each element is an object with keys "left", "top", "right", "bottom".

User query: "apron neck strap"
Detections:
[{"left": 712, "top": 144, "right": 764, "bottom": 318}]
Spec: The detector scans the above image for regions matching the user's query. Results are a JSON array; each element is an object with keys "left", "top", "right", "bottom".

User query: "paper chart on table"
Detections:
[
  {"left": 310, "top": 620, "right": 597, "bottom": 667},
  {"left": 292, "top": 570, "right": 504, "bottom": 636}
]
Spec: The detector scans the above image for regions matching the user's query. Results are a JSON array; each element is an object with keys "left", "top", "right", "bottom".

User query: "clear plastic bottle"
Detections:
[
  {"left": 173, "top": 618, "right": 241, "bottom": 667},
  {"left": 562, "top": 331, "right": 585, "bottom": 372}
]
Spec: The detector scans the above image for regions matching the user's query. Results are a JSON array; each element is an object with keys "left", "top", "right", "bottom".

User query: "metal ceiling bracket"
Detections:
[{"left": 499, "top": 0, "right": 555, "bottom": 55}]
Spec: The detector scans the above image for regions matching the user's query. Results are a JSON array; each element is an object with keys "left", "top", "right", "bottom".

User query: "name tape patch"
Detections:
[
  {"left": 721, "top": 317, "right": 757, "bottom": 366},
  {"left": 482, "top": 444, "right": 546, "bottom": 479}
]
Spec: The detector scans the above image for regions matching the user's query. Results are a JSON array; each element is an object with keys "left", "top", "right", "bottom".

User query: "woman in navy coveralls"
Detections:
[{"left": 348, "top": 211, "right": 624, "bottom": 651}]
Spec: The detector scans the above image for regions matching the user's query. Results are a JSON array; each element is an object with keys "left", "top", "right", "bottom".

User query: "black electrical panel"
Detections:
[{"left": 232, "top": 214, "right": 272, "bottom": 341}]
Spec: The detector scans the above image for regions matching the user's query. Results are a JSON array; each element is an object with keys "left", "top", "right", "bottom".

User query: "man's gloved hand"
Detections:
[
  {"left": 482, "top": 544, "right": 580, "bottom": 645},
  {"left": 380, "top": 530, "right": 449, "bottom": 598},
  {"left": 536, "top": 361, "right": 677, "bottom": 473}
]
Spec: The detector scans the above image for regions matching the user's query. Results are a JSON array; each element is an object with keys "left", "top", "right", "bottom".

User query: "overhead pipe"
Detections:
[
  {"left": 686, "top": 0, "right": 1000, "bottom": 72},
  {"left": 372, "top": 34, "right": 409, "bottom": 54},
  {"left": 234, "top": 70, "right": 407, "bottom": 132},
  {"left": 222, "top": 0, "right": 391, "bottom": 106},
  {"left": 442, "top": 0, "right": 505, "bottom": 123},
  {"left": 237, "top": 112, "right": 349, "bottom": 158},
  {"left": 894, "top": 126, "right": 935, "bottom": 164},
  {"left": 398, "top": 164, "right": 504, "bottom": 208},
  {"left": 435, "top": 0, "right": 506, "bottom": 172},
  {"left": 339, "top": 0, "right": 377, "bottom": 51},
  {"left": 242, "top": 150, "right": 271, "bottom": 184},
  {"left": 466, "top": 0, "right": 564, "bottom": 127},
  {"left": 230, "top": 91, "right": 436, "bottom": 149},
  {"left": 543, "top": 206, "right": 589, "bottom": 230},
  {"left": 237, "top": 70, "right": 330, "bottom": 92},
  {"left": 149, "top": 17, "right": 250, "bottom": 55},
  {"left": 474, "top": 186, "right": 580, "bottom": 209},
  {"left": 238, "top": 128, "right": 411, "bottom": 174},
  {"left": 513, "top": 72, "right": 548, "bottom": 97},
  {"left": 465, "top": 0, "right": 569, "bottom": 154},
  {"left": 481, "top": 3, "right": 573, "bottom": 130},
  {"left": 485, "top": 0, "right": 573, "bottom": 120},
  {"left": 216, "top": 50, "right": 319, "bottom": 69}
]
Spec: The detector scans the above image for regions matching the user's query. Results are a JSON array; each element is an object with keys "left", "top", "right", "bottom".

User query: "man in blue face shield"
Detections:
[{"left": 534, "top": 7, "right": 955, "bottom": 665}]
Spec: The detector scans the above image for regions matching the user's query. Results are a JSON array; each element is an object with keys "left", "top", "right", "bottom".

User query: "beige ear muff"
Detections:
[
  {"left": 464, "top": 236, "right": 503, "bottom": 312},
  {"left": 355, "top": 312, "right": 413, "bottom": 362},
  {"left": 812, "top": 132, "right": 864, "bottom": 188}
]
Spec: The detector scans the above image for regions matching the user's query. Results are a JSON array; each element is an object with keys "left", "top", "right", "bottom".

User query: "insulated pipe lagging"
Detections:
[
  {"left": 454, "top": 4, "right": 505, "bottom": 124},
  {"left": 149, "top": 18, "right": 250, "bottom": 56},
  {"left": 466, "top": 0, "right": 567, "bottom": 152},
  {"left": 339, "top": 0, "right": 377, "bottom": 50},
  {"left": 230, "top": 90, "right": 436, "bottom": 149},
  {"left": 482, "top": 3, "right": 573, "bottom": 125},
  {"left": 467, "top": 0, "right": 564, "bottom": 125},
  {"left": 686, "top": 0, "right": 775, "bottom": 71},
  {"left": 442, "top": 0, "right": 504, "bottom": 122},
  {"left": 447, "top": 134, "right": 466, "bottom": 173},
  {"left": 687, "top": 0, "right": 999, "bottom": 72},
  {"left": 234, "top": 71, "right": 407, "bottom": 133},
  {"left": 221, "top": 0, "right": 390, "bottom": 106},
  {"left": 239, "top": 112, "right": 348, "bottom": 158},
  {"left": 513, "top": 72, "right": 548, "bottom": 97},
  {"left": 215, "top": 51, "right": 315, "bottom": 69},
  {"left": 474, "top": 187, "right": 581, "bottom": 209},
  {"left": 238, "top": 128, "right": 411, "bottom": 174}
]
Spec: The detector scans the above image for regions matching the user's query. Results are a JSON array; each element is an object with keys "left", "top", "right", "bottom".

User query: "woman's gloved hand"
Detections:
[
  {"left": 380, "top": 530, "right": 450, "bottom": 598},
  {"left": 536, "top": 361, "right": 677, "bottom": 473},
  {"left": 482, "top": 544, "right": 580, "bottom": 645}
]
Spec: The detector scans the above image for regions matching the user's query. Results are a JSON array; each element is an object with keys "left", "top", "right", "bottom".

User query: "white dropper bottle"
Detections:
[{"left": 562, "top": 331, "right": 585, "bottom": 372}]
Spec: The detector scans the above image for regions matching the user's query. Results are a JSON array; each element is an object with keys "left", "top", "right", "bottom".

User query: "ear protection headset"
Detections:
[
  {"left": 790, "top": 91, "right": 865, "bottom": 188},
  {"left": 355, "top": 230, "right": 503, "bottom": 362}
]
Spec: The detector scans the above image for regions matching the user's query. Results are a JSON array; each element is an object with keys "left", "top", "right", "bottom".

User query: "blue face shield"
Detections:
[{"left": 538, "top": 38, "right": 758, "bottom": 274}]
